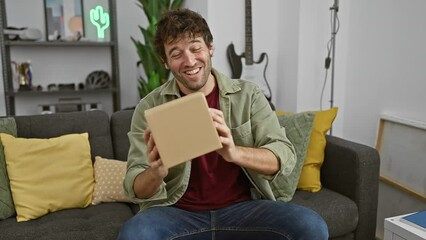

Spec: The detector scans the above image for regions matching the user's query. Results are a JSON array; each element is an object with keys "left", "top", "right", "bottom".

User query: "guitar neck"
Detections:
[
  {"left": 245, "top": 0, "right": 254, "bottom": 65},
  {"left": 226, "top": 0, "right": 272, "bottom": 101}
]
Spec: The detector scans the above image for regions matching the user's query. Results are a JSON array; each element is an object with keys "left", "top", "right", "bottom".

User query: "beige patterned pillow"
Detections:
[{"left": 92, "top": 156, "right": 130, "bottom": 204}]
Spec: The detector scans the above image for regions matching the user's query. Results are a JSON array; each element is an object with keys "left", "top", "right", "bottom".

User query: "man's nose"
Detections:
[{"left": 183, "top": 52, "right": 196, "bottom": 66}]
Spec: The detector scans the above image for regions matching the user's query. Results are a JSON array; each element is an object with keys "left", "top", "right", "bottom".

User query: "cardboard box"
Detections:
[{"left": 145, "top": 92, "right": 222, "bottom": 168}]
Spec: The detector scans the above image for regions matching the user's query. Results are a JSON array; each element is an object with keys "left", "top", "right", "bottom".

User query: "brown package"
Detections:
[{"left": 144, "top": 92, "right": 223, "bottom": 168}]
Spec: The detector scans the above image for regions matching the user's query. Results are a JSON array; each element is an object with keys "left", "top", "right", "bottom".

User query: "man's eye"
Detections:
[
  {"left": 192, "top": 47, "right": 201, "bottom": 52},
  {"left": 171, "top": 53, "right": 181, "bottom": 59}
]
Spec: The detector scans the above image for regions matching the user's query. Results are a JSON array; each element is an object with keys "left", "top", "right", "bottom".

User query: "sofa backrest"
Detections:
[
  {"left": 110, "top": 109, "right": 134, "bottom": 161},
  {"left": 13, "top": 110, "right": 114, "bottom": 161}
]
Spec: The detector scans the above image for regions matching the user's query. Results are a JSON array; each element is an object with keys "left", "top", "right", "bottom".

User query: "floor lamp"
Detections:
[
  {"left": 330, "top": 0, "right": 339, "bottom": 110},
  {"left": 327, "top": 0, "right": 339, "bottom": 135}
]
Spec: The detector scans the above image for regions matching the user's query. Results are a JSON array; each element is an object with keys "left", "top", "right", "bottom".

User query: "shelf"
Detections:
[
  {"left": 1, "top": 0, "right": 120, "bottom": 116},
  {"left": 5, "top": 40, "right": 115, "bottom": 47},
  {"left": 5, "top": 88, "right": 117, "bottom": 97}
]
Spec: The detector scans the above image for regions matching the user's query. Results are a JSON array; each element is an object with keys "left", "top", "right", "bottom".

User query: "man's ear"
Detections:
[
  {"left": 164, "top": 63, "right": 169, "bottom": 69},
  {"left": 209, "top": 44, "right": 215, "bottom": 57}
]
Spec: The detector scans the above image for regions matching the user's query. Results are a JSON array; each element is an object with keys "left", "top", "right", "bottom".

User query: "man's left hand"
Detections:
[{"left": 209, "top": 108, "right": 240, "bottom": 163}]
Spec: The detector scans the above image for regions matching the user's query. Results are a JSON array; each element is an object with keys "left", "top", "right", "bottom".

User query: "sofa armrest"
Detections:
[{"left": 321, "top": 135, "right": 380, "bottom": 240}]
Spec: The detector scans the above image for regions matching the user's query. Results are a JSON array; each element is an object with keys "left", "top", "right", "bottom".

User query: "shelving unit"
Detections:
[
  {"left": 0, "top": 0, "right": 120, "bottom": 116},
  {"left": 5, "top": 88, "right": 116, "bottom": 97}
]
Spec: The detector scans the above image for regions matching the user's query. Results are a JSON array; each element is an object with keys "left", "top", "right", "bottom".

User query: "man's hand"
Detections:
[
  {"left": 209, "top": 108, "right": 279, "bottom": 176},
  {"left": 144, "top": 128, "right": 168, "bottom": 179},
  {"left": 132, "top": 128, "right": 168, "bottom": 199},
  {"left": 209, "top": 108, "right": 240, "bottom": 163}
]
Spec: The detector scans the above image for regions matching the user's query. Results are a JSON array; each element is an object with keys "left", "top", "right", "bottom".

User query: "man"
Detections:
[{"left": 118, "top": 8, "right": 328, "bottom": 240}]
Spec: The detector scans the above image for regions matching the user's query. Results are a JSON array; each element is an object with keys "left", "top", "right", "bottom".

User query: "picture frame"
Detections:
[
  {"left": 44, "top": 0, "right": 84, "bottom": 41},
  {"left": 376, "top": 113, "right": 426, "bottom": 201}
]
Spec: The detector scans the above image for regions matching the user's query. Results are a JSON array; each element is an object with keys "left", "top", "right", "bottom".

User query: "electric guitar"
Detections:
[{"left": 227, "top": 0, "right": 273, "bottom": 107}]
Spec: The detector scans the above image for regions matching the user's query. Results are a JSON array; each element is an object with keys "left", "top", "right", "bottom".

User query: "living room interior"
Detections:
[{"left": 1, "top": 0, "right": 425, "bottom": 239}]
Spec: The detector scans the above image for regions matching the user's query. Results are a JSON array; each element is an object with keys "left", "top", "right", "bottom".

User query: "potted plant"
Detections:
[{"left": 132, "top": 0, "right": 184, "bottom": 98}]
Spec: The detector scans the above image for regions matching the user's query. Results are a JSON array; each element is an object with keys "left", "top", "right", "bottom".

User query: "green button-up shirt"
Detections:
[{"left": 124, "top": 68, "right": 296, "bottom": 212}]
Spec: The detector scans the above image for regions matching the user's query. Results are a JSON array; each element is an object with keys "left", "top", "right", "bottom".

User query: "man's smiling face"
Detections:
[{"left": 164, "top": 35, "right": 215, "bottom": 95}]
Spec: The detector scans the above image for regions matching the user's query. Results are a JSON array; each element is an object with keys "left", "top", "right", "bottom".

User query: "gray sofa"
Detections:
[{"left": 0, "top": 110, "right": 380, "bottom": 240}]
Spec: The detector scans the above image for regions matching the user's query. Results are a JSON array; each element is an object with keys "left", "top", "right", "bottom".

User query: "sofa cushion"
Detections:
[
  {"left": 13, "top": 110, "right": 114, "bottom": 161},
  {"left": 0, "top": 133, "right": 94, "bottom": 222},
  {"left": 92, "top": 156, "right": 130, "bottom": 204},
  {"left": 110, "top": 109, "right": 134, "bottom": 161},
  {"left": 290, "top": 187, "right": 358, "bottom": 238},
  {"left": 297, "top": 107, "right": 338, "bottom": 192},
  {"left": 272, "top": 111, "right": 314, "bottom": 201},
  {"left": 0, "top": 203, "right": 134, "bottom": 240},
  {"left": 0, "top": 117, "right": 17, "bottom": 220}
]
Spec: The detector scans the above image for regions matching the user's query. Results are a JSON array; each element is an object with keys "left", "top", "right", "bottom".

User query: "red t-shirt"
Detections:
[{"left": 174, "top": 85, "right": 251, "bottom": 211}]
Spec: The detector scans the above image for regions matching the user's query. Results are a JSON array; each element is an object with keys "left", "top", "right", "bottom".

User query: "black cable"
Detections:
[
  {"left": 263, "top": 53, "right": 273, "bottom": 102},
  {"left": 320, "top": 66, "right": 329, "bottom": 111}
]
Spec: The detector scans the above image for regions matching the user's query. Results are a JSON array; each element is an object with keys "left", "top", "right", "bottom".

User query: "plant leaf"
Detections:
[
  {"left": 171, "top": 0, "right": 184, "bottom": 9},
  {"left": 132, "top": 0, "right": 186, "bottom": 98}
]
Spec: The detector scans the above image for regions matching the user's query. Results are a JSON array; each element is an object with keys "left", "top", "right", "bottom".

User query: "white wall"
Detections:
[
  {"left": 277, "top": 0, "right": 300, "bottom": 112},
  {"left": 298, "top": 0, "right": 349, "bottom": 137},
  {"left": 344, "top": 0, "right": 426, "bottom": 146}
]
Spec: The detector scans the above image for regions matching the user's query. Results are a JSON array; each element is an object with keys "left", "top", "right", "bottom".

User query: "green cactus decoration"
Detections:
[
  {"left": 90, "top": 5, "right": 110, "bottom": 39},
  {"left": 132, "top": 0, "right": 185, "bottom": 98}
]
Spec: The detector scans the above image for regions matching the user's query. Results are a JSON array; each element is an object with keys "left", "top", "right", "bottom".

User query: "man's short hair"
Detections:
[{"left": 154, "top": 8, "right": 213, "bottom": 62}]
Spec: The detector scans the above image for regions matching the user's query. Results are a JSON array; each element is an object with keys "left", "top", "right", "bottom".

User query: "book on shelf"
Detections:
[{"left": 400, "top": 210, "right": 426, "bottom": 232}]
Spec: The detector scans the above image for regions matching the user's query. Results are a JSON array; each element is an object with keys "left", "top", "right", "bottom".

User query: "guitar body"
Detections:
[
  {"left": 227, "top": 43, "right": 243, "bottom": 79},
  {"left": 241, "top": 53, "right": 269, "bottom": 99},
  {"left": 227, "top": 43, "right": 271, "bottom": 101}
]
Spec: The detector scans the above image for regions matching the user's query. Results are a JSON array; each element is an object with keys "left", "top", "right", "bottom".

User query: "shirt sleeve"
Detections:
[
  {"left": 249, "top": 86, "right": 297, "bottom": 182},
  {"left": 123, "top": 101, "right": 168, "bottom": 203}
]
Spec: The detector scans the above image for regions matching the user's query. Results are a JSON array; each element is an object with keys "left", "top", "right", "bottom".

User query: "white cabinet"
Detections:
[{"left": 384, "top": 213, "right": 426, "bottom": 240}]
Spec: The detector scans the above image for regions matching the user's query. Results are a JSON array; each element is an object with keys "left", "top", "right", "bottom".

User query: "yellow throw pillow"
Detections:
[
  {"left": 297, "top": 107, "right": 338, "bottom": 192},
  {"left": 0, "top": 133, "right": 94, "bottom": 222},
  {"left": 92, "top": 156, "right": 130, "bottom": 205}
]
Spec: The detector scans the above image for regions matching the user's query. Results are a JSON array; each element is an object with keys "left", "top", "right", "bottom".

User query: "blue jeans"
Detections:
[{"left": 117, "top": 200, "right": 328, "bottom": 240}]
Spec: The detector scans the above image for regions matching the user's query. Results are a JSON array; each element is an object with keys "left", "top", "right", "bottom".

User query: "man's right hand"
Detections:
[
  {"left": 144, "top": 128, "right": 168, "bottom": 179},
  {"left": 133, "top": 128, "right": 168, "bottom": 199}
]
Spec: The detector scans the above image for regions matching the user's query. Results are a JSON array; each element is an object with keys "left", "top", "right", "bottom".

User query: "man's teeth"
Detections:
[{"left": 186, "top": 68, "right": 200, "bottom": 75}]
